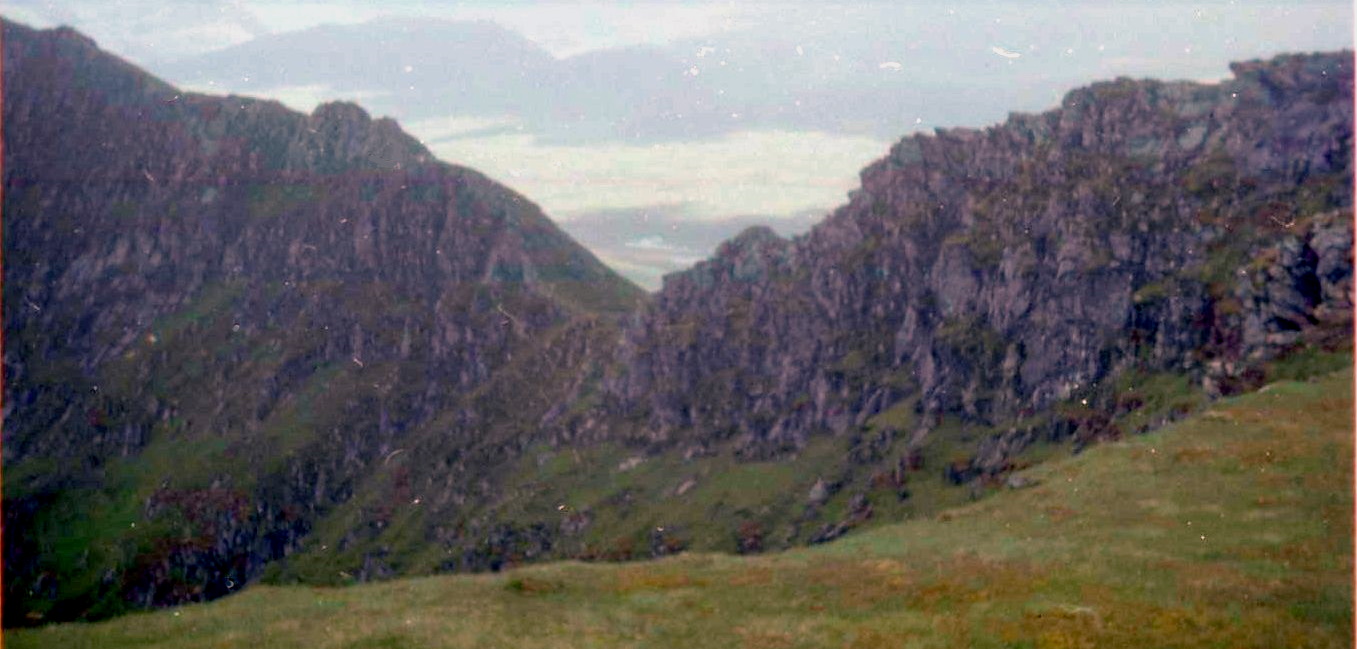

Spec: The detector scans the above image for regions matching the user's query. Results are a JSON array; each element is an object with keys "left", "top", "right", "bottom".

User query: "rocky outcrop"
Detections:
[
  {"left": 580, "top": 51, "right": 1352, "bottom": 460},
  {"left": 2, "top": 19, "right": 641, "bottom": 625},
  {"left": 1206, "top": 209, "right": 1352, "bottom": 393}
]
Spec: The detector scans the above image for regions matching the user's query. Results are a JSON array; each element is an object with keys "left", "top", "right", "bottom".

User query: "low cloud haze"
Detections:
[{"left": 8, "top": 1, "right": 1351, "bottom": 288}]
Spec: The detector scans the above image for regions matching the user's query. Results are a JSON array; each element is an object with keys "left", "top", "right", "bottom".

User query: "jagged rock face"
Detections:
[
  {"left": 2, "top": 20, "right": 641, "bottom": 624},
  {"left": 592, "top": 52, "right": 1352, "bottom": 458}
]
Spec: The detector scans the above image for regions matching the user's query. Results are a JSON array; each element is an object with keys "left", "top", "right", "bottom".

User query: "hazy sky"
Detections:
[
  {"left": 8, "top": 1, "right": 1352, "bottom": 288},
  {"left": 4, "top": 1, "right": 758, "bottom": 63}
]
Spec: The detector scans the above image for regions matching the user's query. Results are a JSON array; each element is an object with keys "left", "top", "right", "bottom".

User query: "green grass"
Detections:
[
  {"left": 475, "top": 434, "right": 851, "bottom": 555},
  {"left": 1109, "top": 368, "right": 1204, "bottom": 433},
  {"left": 13, "top": 366, "right": 1350, "bottom": 648},
  {"left": 1266, "top": 347, "right": 1353, "bottom": 384}
]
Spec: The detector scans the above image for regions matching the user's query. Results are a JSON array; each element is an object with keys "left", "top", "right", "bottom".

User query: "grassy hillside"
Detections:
[{"left": 10, "top": 366, "right": 1351, "bottom": 648}]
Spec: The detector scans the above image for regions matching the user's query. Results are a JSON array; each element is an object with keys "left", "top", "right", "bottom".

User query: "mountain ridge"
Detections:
[
  {"left": 576, "top": 49, "right": 1352, "bottom": 459},
  {"left": 2, "top": 17, "right": 641, "bottom": 624},
  {"left": 2, "top": 17, "right": 1351, "bottom": 628}
]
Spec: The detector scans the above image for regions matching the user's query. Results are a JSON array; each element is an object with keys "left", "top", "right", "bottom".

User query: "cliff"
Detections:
[
  {"left": 581, "top": 52, "right": 1352, "bottom": 463},
  {"left": 2, "top": 19, "right": 641, "bottom": 624}
]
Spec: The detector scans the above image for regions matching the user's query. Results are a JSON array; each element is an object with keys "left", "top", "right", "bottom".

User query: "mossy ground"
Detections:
[{"left": 13, "top": 366, "right": 1351, "bottom": 648}]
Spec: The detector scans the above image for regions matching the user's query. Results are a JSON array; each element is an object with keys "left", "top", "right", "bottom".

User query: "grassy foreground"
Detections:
[{"left": 10, "top": 369, "right": 1353, "bottom": 649}]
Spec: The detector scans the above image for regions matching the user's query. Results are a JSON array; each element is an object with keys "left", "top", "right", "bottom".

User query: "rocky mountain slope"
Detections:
[
  {"left": 271, "top": 48, "right": 1350, "bottom": 598},
  {"left": 438, "top": 49, "right": 1349, "bottom": 565},
  {"left": 11, "top": 367, "right": 1353, "bottom": 648},
  {"left": 2, "top": 19, "right": 642, "bottom": 625},
  {"left": 3, "top": 18, "right": 1351, "bottom": 627},
  {"left": 580, "top": 51, "right": 1352, "bottom": 460}
]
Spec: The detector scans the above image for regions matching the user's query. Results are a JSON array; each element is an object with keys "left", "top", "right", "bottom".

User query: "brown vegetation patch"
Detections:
[
  {"left": 1235, "top": 447, "right": 1281, "bottom": 467},
  {"left": 1233, "top": 539, "right": 1335, "bottom": 572},
  {"left": 903, "top": 553, "right": 1043, "bottom": 613},
  {"left": 504, "top": 576, "right": 563, "bottom": 595},
  {"left": 1045, "top": 506, "right": 1077, "bottom": 523},
  {"left": 993, "top": 595, "right": 1338, "bottom": 649},
  {"left": 612, "top": 569, "right": 706, "bottom": 593},
  {"left": 805, "top": 559, "right": 916, "bottom": 610},
  {"left": 844, "top": 628, "right": 906, "bottom": 649},
  {"left": 1171, "top": 446, "right": 1215, "bottom": 464},
  {"left": 1159, "top": 559, "right": 1273, "bottom": 601},
  {"left": 734, "top": 626, "right": 795, "bottom": 649},
  {"left": 726, "top": 567, "right": 774, "bottom": 587}
]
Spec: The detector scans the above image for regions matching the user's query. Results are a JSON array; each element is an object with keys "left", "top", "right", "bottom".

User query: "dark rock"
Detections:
[
  {"left": 1, "top": 18, "right": 640, "bottom": 625},
  {"left": 580, "top": 50, "right": 1352, "bottom": 468}
]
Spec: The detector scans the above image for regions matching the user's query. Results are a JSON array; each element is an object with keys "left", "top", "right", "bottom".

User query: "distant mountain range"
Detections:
[
  {"left": 154, "top": 16, "right": 972, "bottom": 145},
  {"left": 3, "top": 17, "right": 1351, "bottom": 628},
  {"left": 150, "top": 10, "right": 1355, "bottom": 147}
]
